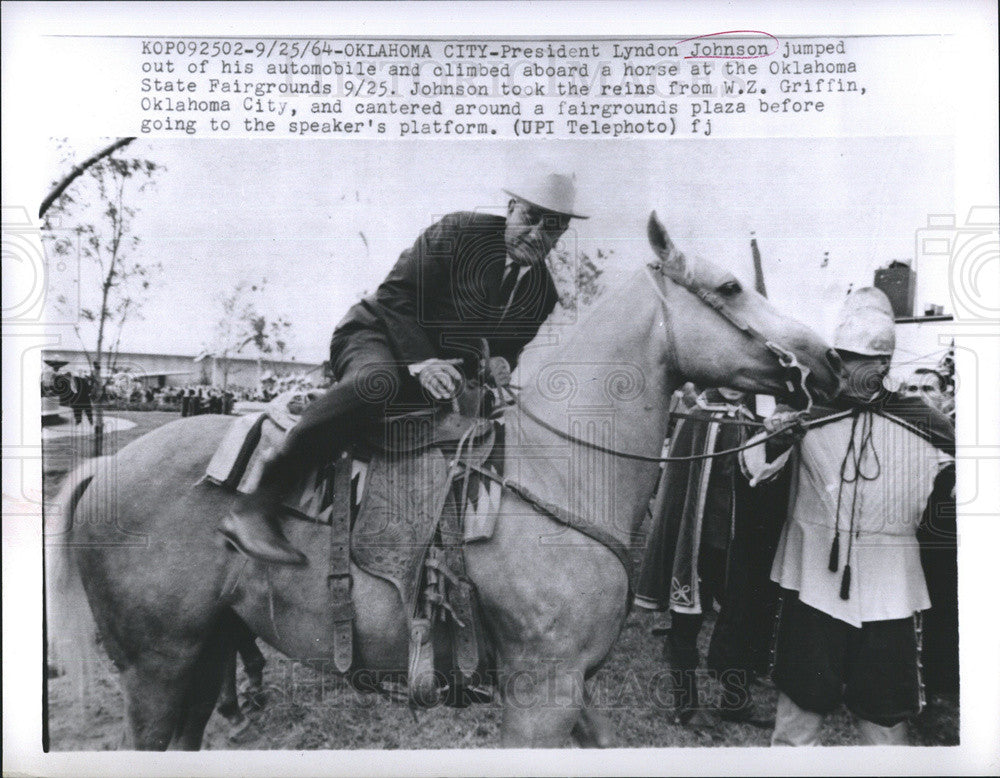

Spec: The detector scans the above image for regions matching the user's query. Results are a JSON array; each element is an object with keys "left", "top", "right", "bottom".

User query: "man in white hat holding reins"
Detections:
[
  {"left": 221, "top": 171, "right": 588, "bottom": 566},
  {"left": 741, "top": 287, "right": 955, "bottom": 745}
]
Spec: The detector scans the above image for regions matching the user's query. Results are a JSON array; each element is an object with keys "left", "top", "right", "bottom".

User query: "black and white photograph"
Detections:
[{"left": 3, "top": 3, "right": 998, "bottom": 776}]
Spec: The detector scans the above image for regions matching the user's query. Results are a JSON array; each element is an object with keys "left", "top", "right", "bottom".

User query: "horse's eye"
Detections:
[{"left": 718, "top": 280, "right": 742, "bottom": 296}]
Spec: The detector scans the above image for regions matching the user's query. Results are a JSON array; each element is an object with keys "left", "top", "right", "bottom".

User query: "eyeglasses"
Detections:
[{"left": 516, "top": 202, "right": 571, "bottom": 232}]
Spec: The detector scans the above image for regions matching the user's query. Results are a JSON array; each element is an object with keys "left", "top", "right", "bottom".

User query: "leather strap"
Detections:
[
  {"left": 464, "top": 463, "right": 635, "bottom": 607},
  {"left": 516, "top": 398, "right": 791, "bottom": 463},
  {"left": 407, "top": 617, "right": 439, "bottom": 708},
  {"left": 437, "top": 492, "right": 480, "bottom": 681},
  {"left": 328, "top": 448, "right": 354, "bottom": 673}
]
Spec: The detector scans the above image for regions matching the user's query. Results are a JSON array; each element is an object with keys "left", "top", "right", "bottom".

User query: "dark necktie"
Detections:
[{"left": 498, "top": 264, "right": 520, "bottom": 310}]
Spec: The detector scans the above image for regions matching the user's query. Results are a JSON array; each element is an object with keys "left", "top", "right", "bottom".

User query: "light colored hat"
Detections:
[
  {"left": 503, "top": 171, "right": 588, "bottom": 219},
  {"left": 834, "top": 287, "right": 896, "bottom": 356}
]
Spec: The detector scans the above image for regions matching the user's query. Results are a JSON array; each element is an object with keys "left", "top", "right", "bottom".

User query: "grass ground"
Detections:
[{"left": 44, "top": 410, "right": 959, "bottom": 749}]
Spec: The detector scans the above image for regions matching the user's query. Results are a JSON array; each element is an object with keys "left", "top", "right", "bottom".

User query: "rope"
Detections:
[
  {"left": 828, "top": 408, "right": 882, "bottom": 600},
  {"left": 504, "top": 383, "right": 765, "bottom": 428}
]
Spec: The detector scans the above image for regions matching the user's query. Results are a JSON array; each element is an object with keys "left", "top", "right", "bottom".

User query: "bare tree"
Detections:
[
  {"left": 201, "top": 279, "right": 294, "bottom": 389},
  {"left": 244, "top": 312, "right": 294, "bottom": 376},
  {"left": 42, "top": 143, "right": 162, "bottom": 454},
  {"left": 202, "top": 280, "right": 256, "bottom": 390}
]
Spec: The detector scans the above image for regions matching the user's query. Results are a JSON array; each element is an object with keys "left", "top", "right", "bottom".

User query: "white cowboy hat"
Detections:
[
  {"left": 503, "top": 171, "right": 588, "bottom": 219},
  {"left": 834, "top": 287, "right": 896, "bottom": 356}
]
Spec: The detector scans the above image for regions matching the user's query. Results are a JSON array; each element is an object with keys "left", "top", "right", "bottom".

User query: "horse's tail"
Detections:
[{"left": 45, "top": 458, "right": 105, "bottom": 702}]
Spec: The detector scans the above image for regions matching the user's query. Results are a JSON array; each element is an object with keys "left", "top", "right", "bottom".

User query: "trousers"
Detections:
[
  {"left": 771, "top": 590, "right": 922, "bottom": 726},
  {"left": 270, "top": 328, "right": 425, "bottom": 484}
]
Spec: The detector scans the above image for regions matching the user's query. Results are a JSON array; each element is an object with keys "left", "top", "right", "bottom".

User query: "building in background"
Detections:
[{"left": 41, "top": 349, "right": 323, "bottom": 391}]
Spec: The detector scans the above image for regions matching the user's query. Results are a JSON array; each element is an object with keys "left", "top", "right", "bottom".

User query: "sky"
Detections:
[{"left": 43, "top": 136, "right": 954, "bottom": 373}]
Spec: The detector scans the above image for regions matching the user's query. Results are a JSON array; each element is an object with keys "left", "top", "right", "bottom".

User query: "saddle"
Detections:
[{"left": 206, "top": 388, "right": 504, "bottom": 707}]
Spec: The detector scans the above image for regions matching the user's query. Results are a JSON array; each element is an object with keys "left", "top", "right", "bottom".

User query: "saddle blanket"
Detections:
[{"left": 204, "top": 393, "right": 504, "bottom": 542}]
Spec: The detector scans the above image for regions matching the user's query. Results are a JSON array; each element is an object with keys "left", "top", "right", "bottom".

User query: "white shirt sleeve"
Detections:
[{"left": 739, "top": 432, "right": 793, "bottom": 486}]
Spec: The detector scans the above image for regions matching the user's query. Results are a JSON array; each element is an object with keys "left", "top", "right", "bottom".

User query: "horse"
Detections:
[{"left": 45, "top": 212, "right": 842, "bottom": 749}]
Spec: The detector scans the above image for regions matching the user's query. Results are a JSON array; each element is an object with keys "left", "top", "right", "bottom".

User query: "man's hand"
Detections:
[
  {"left": 763, "top": 409, "right": 807, "bottom": 450},
  {"left": 486, "top": 356, "right": 511, "bottom": 388},
  {"left": 679, "top": 382, "right": 699, "bottom": 410},
  {"left": 416, "top": 359, "right": 464, "bottom": 401}
]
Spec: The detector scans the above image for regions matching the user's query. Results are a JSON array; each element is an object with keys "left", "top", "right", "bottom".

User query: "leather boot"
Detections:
[
  {"left": 663, "top": 631, "right": 712, "bottom": 728},
  {"left": 219, "top": 451, "right": 308, "bottom": 567},
  {"left": 717, "top": 673, "right": 774, "bottom": 728}
]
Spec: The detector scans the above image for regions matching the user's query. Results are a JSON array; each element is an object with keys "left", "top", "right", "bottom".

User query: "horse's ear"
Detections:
[
  {"left": 647, "top": 211, "right": 687, "bottom": 279},
  {"left": 647, "top": 211, "right": 668, "bottom": 254}
]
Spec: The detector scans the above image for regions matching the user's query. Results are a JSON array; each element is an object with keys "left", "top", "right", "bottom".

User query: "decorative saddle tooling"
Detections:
[{"left": 205, "top": 390, "right": 506, "bottom": 706}]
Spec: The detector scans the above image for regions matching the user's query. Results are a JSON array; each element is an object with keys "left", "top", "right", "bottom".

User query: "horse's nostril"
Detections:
[{"left": 827, "top": 348, "right": 843, "bottom": 372}]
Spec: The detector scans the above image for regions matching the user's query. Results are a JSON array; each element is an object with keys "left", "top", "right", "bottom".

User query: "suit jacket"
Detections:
[{"left": 330, "top": 212, "right": 560, "bottom": 376}]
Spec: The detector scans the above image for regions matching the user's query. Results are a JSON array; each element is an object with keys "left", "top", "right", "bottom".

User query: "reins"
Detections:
[{"left": 504, "top": 388, "right": 804, "bottom": 463}]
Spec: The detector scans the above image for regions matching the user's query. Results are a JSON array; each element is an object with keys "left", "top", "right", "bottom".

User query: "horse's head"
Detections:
[{"left": 647, "top": 212, "right": 842, "bottom": 407}]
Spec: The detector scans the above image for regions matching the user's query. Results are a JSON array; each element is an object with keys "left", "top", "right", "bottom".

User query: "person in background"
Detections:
[
  {"left": 636, "top": 387, "right": 785, "bottom": 729},
  {"left": 916, "top": 456, "right": 958, "bottom": 716},
  {"left": 905, "top": 367, "right": 953, "bottom": 418},
  {"left": 742, "top": 288, "right": 955, "bottom": 746},
  {"left": 70, "top": 372, "right": 94, "bottom": 425}
]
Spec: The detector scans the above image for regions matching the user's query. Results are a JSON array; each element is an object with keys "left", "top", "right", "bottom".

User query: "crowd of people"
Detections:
[
  {"left": 40, "top": 367, "right": 323, "bottom": 424},
  {"left": 176, "top": 386, "right": 236, "bottom": 417}
]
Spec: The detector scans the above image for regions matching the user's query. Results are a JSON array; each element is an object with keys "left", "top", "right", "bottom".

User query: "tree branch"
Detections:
[{"left": 39, "top": 137, "right": 136, "bottom": 219}]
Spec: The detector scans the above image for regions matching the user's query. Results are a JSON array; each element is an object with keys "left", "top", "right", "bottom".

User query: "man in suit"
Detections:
[
  {"left": 221, "top": 172, "right": 588, "bottom": 565},
  {"left": 70, "top": 372, "right": 94, "bottom": 425}
]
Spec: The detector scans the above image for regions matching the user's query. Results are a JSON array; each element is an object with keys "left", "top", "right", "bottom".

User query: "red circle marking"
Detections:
[{"left": 678, "top": 30, "right": 779, "bottom": 59}]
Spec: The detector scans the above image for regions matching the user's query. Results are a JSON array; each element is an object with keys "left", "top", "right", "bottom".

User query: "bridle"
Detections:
[
  {"left": 644, "top": 261, "right": 816, "bottom": 416},
  {"left": 495, "top": 262, "right": 819, "bottom": 464}
]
